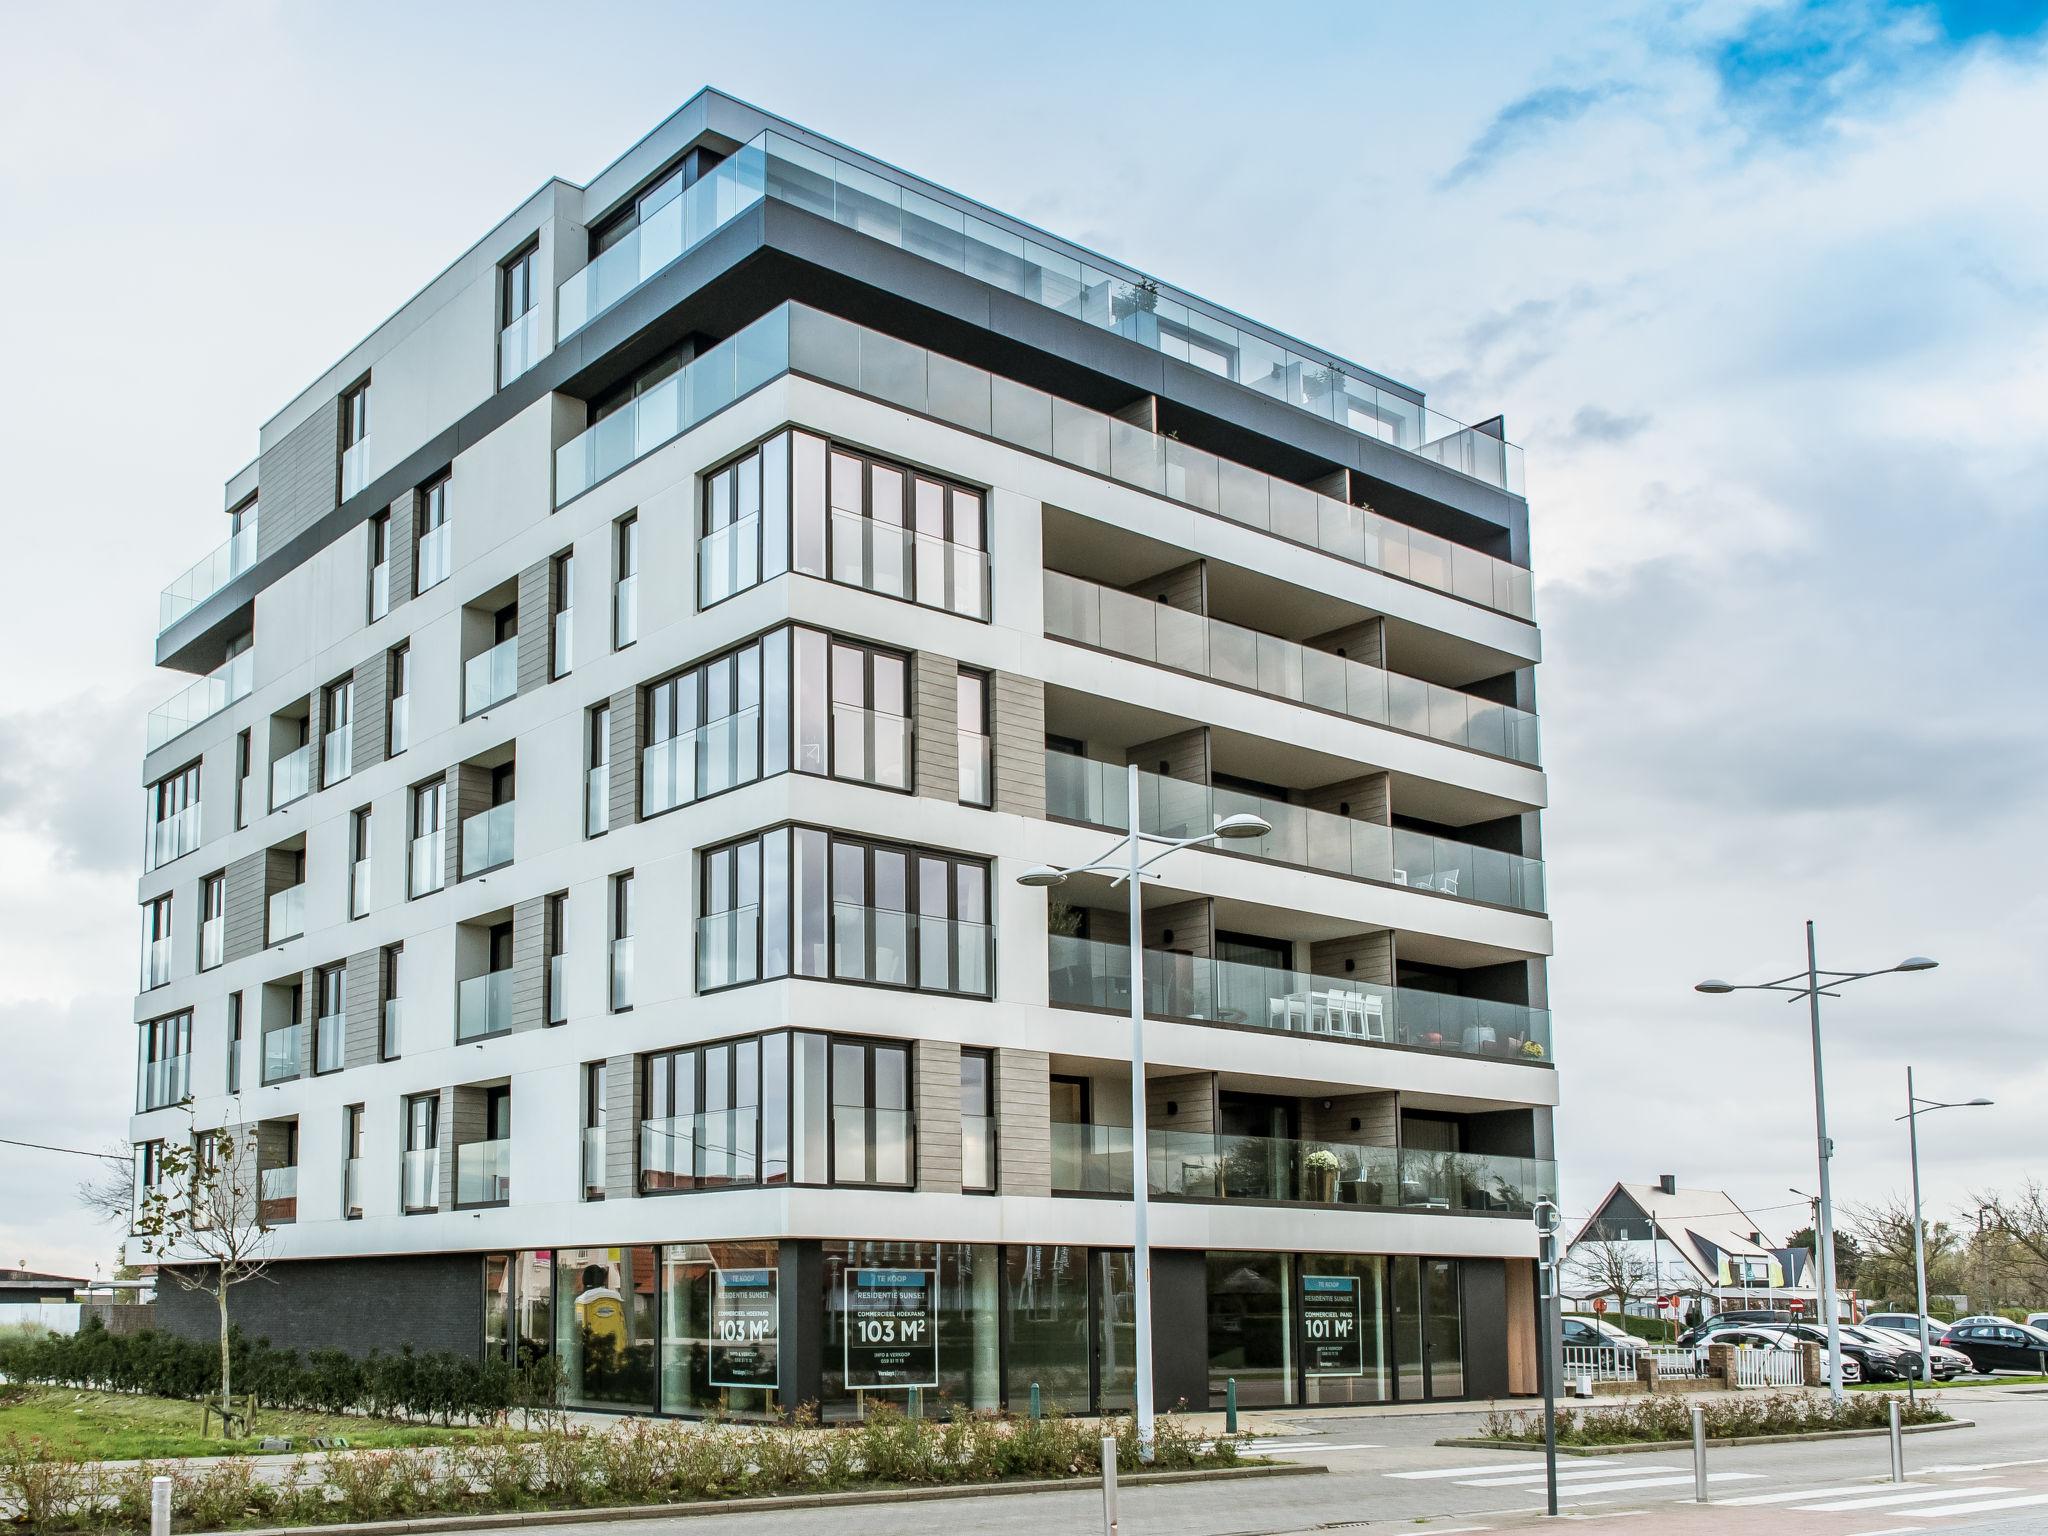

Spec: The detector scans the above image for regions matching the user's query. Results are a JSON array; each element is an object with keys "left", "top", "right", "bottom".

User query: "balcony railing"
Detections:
[
  {"left": 641, "top": 709, "right": 760, "bottom": 815},
  {"left": 141, "top": 937, "right": 171, "bottom": 990},
  {"left": 258, "top": 1164, "right": 298, "bottom": 1225},
  {"left": 455, "top": 1139, "right": 511, "bottom": 1208},
  {"left": 237, "top": 771, "right": 255, "bottom": 829},
  {"left": 827, "top": 703, "right": 911, "bottom": 789},
  {"left": 613, "top": 575, "right": 637, "bottom": 645},
  {"left": 833, "top": 1107, "right": 915, "bottom": 1186},
  {"left": 409, "top": 831, "right": 444, "bottom": 896},
  {"left": 457, "top": 970, "right": 512, "bottom": 1041},
  {"left": 416, "top": 523, "right": 451, "bottom": 592},
  {"left": 962, "top": 1112, "right": 995, "bottom": 1192},
  {"left": 388, "top": 695, "right": 411, "bottom": 755},
  {"left": 582, "top": 1126, "right": 606, "bottom": 1199},
  {"left": 585, "top": 764, "right": 609, "bottom": 836},
  {"left": 959, "top": 733, "right": 991, "bottom": 808},
  {"left": 270, "top": 743, "right": 312, "bottom": 810},
  {"left": 159, "top": 516, "right": 259, "bottom": 632},
  {"left": 826, "top": 508, "right": 990, "bottom": 619},
  {"left": 640, "top": 1110, "right": 760, "bottom": 1193},
  {"left": 314, "top": 1012, "right": 345, "bottom": 1073},
  {"left": 351, "top": 857, "right": 371, "bottom": 918},
  {"left": 499, "top": 306, "right": 542, "bottom": 387},
  {"left": 262, "top": 1023, "right": 305, "bottom": 1083},
  {"left": 147, "top": 650, "right": 253, "bottom": 751},
  {"left": 699, "top": 513, "right": 758, "bottom": 607},
  {"left": 370, "top": 561, "right": 390, "bottom": 621},
  {"left": 147, "top": 805, "right": 202, "bottom": 871},
  {"left": 828, "top": 905, "right": 991, "bottom": 995},
  {"left": 1050, "top": 756, "right": 1544, "bottom": 911},
  {"left": 382, "top": 999, "right": 402, "bottom": 1058},
  {"left": 695, "top": 907, "right": 759, "bottom": 992},
  {"left": 136, "top": 1054, "right": 190, "bottom": 1113},
  {"left": 460, "top": 801, "right": 515, "bottom": 876},
  {"left": 1049, "top": 934, "right": 1552, "bottom": 1063},
  {"left": 545, "top": 953, "right": 566, "bottom": 1025},
  {"left": 322, "top": 728, "right": 351, "bottom": 786},
  {"left": 1044, "top": 571, "right": 1540, "bottom": 764},
  {"left": 1049, "top": 1122, "right": 1554, "bottom": 1212},
  {"left": 463, "top": 638, "right": 517, "bottom": 717},
  {"left": 267, "top": 883, "right": 306, "bottom": 943},
  {"left": 200, "top": 915, "right": 223, "bottom": 971},
  {"left": 552, "top": 607, "right": 572, "bottom": 679},
  {"left": 340, "top": 438, "right": 370, "bottom": 500},
  {"left": 610, "top": 937, "right": 635, "bottom": 1011},
  {"left": 344, "top": 1156, "right": 363, "bottom": 1218},
  {"left": 402, "top": 1147, "right": 437, "bottom": 1212}
]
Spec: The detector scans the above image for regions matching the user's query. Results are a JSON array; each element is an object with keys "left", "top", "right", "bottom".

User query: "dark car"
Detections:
[
  {"left": 1772, "top": 1322, "right": 1908, "bottom": 1382},
  {"left": 1677, "top": 1309, "right": 1793, "bottom": 1348},
  {"left": 1944, "top": 1321, "right": 2048, "bottom": 1374}
]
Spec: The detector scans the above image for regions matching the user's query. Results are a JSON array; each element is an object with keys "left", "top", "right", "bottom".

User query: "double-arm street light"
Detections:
[
  {"left": 1016, "top": 761, "right": 1270, "bottom": 1452},
  {"left": 1900, "top": 1071, "right": 1992, "bottom": 1383},
  {"left": 1696, "top": 920, "right": 1936, "bottom": 1402}
]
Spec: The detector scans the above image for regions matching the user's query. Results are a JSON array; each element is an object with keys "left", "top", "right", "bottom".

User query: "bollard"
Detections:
[
  {"left": 909, "top": 1385, "right": 922, "bottom": 1421},
  {"left": 1889, "top": 1397, "right": 1905, "bottom": 1483},
  {"left": 1225, "top": 1376, "right": 1238, "bottom": 1434},
  {"left": 1030, "top": 1381, "right": 1042, "bottom": 1420},
  {"left": 1101, "top": 1434, "right": 1120, "bottom": 1536},
  {"left": 1691, "top": 1402, "right": 1708, "bottom": 1503},
  {"left": 150, "top": 1474, "right": 172, "bottom": 1536}
]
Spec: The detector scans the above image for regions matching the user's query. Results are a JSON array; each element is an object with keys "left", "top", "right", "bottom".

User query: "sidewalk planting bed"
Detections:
[
  {"left": 0, "top": 1386, "right": 506, "bottom": 1461},
  {"left": 1455, "top": 1392, "right": 1950, "bottom": 1449}
]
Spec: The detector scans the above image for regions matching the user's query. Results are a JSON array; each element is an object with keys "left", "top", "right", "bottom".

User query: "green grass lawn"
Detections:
[
  {"left": 1850, "top": 1375, "right": 2048, "bottom": 1391},
  {"left": 0, "top": 1386, "right": 507, "bottom": 1461}
]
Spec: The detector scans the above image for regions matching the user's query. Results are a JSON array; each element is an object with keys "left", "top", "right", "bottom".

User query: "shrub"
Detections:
[{"left": 1477, "top": 1391, "right": 1949, "bottom": 1446}]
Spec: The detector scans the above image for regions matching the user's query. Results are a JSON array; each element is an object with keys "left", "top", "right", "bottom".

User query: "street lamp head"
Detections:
[
  {"left": 1015, "top": 865, "right": 1068, "bottom": 888},
  {"left": 1694, "top": 979, "right": 1736, "bottom": 994},
  {"left": 1894, "top": 956, "right": 1939, "bottom": 973},
  {"left": 1964, "top": 1097, "right": 1994, "bottom": 1107},
  {"left": 1211, "top": 812, "right": 1272, "bottom": 840}
]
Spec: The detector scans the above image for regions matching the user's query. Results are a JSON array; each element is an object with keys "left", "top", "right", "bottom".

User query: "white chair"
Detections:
[
  {"left": 1269, "top": 994, "right": 1311, "bottom": 1032},
  {"left": 1359, "top": 993, "right": 1387, "bottom": 1041}
]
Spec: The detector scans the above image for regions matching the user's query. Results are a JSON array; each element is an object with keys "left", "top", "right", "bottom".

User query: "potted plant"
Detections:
[
  {"left": 1302, "top": 1147, "right": 1342, "bottom": 1203},
  {"left": 1521, "top": 1039, "right": 1546, "bottom": 1060}
]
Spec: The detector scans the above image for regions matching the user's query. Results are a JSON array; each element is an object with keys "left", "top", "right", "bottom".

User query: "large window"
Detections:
[
  {"left": 699, "top": 431, "right": 988, "bottom": 618},
  {"left": 961, "top": 1049, "right": 994, "bottom": 1192},
  {"left": 199, "top": 872, "right": 226, "bottom": 970},
  {"left": 803, "top": 631, "right": 908, "bottom": 788},
  {"left": 387, "top": 643, "right": 412, "bottom": 755},
  {"left": 225, "top": 992, "right": 241, "bottom": 1094},
  {"left": 554, "top": 1245, "right": 658, "bottom": 1412},
  {"left": 957, "top": 669, "right": 991, "bottom": 807},
  {"left": 147, "top": 761, "right": 201, "bottom": 869},
  {"left": 380, "top": 944, "right": 404, "bottom": 1060},
  {"left": 314, "top": 964, "right": 346, "bottom": 1075},
  {"left": 135, "top": 1012, "right": 191, "bottom": 1112},
  {"left": 415, "top": 475, "right": 450, "bottom": 594},
  {"left": 613, "top": 514, "right": 639, "bottom": 648},
  {"left": 140, "top": 895, "right": 172, "bottom": 990},
  {"left": 698, "top": 828, "right": 990, "bottom": 997},
  {"left": 403, "top": 1092, "right": 438, "bottom": 1213},
  {"left": 641, "top": 1036, "right": 761, "bottom": 1193},
  {"left": 368, "top": 512, "right": 391, "bottom": 620}
]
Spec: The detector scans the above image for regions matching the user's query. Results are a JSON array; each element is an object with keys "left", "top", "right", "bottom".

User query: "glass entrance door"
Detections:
[{"left": 1390, "top": 1256, "right": 1464, "bottom": 1400}]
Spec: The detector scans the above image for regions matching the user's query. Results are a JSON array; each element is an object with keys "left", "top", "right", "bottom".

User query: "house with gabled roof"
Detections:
[{"left": 1565, "top": 1175, "right": 1831, "bottom": 1319}]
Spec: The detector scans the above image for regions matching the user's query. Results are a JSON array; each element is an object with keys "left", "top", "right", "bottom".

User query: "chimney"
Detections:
[{"left": 1658, "top": 1174, "right": 1677, "bottom": 1196}]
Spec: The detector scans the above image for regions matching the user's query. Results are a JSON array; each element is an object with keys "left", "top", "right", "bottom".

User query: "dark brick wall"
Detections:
[{"left": 154, "top": 1254, "right": 484, "bottom": 1359}]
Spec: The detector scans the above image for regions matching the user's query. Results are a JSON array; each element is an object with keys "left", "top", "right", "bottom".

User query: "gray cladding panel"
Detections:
[
  {"left": 222, "top": 851, "right": 268, "bottom": 964},
  {"left": 344, "top": 949, "right": 381, "bottom": 1069},
  {"left": 257, "top": 406, "right": 340, "bottom": 558}
]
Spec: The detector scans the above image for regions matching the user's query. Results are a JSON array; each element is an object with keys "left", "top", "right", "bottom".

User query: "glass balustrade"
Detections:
[
  {"left": 641, "top": 708, "right": 761, "bottom": 815},
  {"left": 499, "top": 306, "right": 543, "bottom": 387},
  {"left": 314, "top": 1012, "right": 345, "bottom": 1073},
  {"left": 610, "top": 938, "right": 635, "bottom": 1011},
  {"left": 148, "top": 805, "right": 202, "bottom": 870},
  {"left": 1043, "top": 572, "right": 1539, "bottom": 763},
  {"left": 383, "top": 999, "right": 402, "bottom": 1058},
  {"left": 267, "top": 883, "right": 305, "bottom": 943},
  {"left": 457, "top": 971, "right": 512, "bottom": 1041},
  {"left": 369, "top": 561, "right": 390, "bottom": 620},
  {"left": 200, "top": 915, "right": 223, "bottom": 970},
  {"left": 699, "top": 512, "right": 760, "bottom": 606},
  {"left": 582, "top": 1126, "right": 606, "bottom": 1198},
  {"left": 136, "top": 1054, "right": 191, "bottom": 1112},
  {"left": 409, "top": 831, "right": 444, "bottom": 896},
  {"left": 322, "top": 729, "right": 351, "bottom": 785},
  {"left": 585, "top": 764, "right": 609, "bottom": 836},
  {"left": 828, "top": 903, "right": 992, "bottom": 996},
  {"left": 416, "top": 523, "right": 451, "bottom": 592},
  {"left": 1048, "top": 934, "right": 1552, "bottom": 1063},
  {"left": 269, "top": 744, "right": 312, "bottom": 810},
  {"left": 552, "top": 608, "right": 572, "bottom": 678},
  {"left": 455, "top": 1139, "right": 511, "bottom": 1207},
  {"left": 613, "top": 574, "right": 638, "bottom": 645},
  {"left": 388, "top": 695, "right": 411, "bottom": 755},
  {"left": 159, "top": 517, "right": 259, "bottom": 631},
  {"left": 961, "top": 1112, "right": 995, "bottom": 1191},
  {"left": 828, "top": 703, "right": 911, "bottom": 789},
  {"left": 340, "top": 439, "right": 370, "bottom": 500},
  {"left": 262, "top": 1023, "right": 306, "bottom": 1083},
  {"left": 141, "top": 937, "right": 172, "bottom": 990},
  {"left": 463, "top": 638, "right": 517, "bottom": 717},
  {"left": 147, "top": 650, "right": 253, "bottom": 751},
  {"left": 833, "top": 1107, "right": 915, "bottom": 1186},
  {"left": 1046, "top": 755, "right": 1546, "bottom": 913},
  {"left": 1051, "top": 1122, "right": 1135, "bottom": 1195},
  {"left": 460, "top": 802, "right": 515, "bottom": 876},
  {"left": 351, "top": 858, "right": 371, "bottom": 918},
  {"left": 959, "top": 733, "right": 991, "bottom": 807},
  {"left": 344, "top": 1157, "right": 363, "bottom": 1218},
  {"left": 549, "top": 953, "right": 567, "bottom": 1025},
  {"left": 695, "top": 907, "right": 759, "bottom": 991},
  {"left": 402, "top": 1148, "right": 438, "bottom": 1212},
  {"left": 258, "top": 1164, "right": 299, "bottom": 1223},
  {"left": 639, "top": 1110, "right": 760, "bottom": 1193}
]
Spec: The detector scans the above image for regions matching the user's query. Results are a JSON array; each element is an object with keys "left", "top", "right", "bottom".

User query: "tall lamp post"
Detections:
[
  {"left": 1017, "top": 762, "right": 1270, "bottom": 1453},
  {"left": 1900, "top": 1071, "right": 1991, "bottom": 1383},
  {"left": 1696, "top": 921, "right": 1936, "bottom": 1402}
]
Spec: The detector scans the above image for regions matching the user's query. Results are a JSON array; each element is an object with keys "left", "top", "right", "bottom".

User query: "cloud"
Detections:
[
  {"left": 1440, "top": 82, "right": 1633, "bottom": 187},
  {"left": 1563, "top": 405, "right": 1652, "bottom": 444},
  {"left": 0, "top": 689, "right": 154, "bottom": 876}
]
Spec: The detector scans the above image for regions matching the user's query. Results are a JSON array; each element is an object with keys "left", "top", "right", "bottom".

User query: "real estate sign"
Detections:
[
  {"left": 709, "top": 1267, "right": 778, "bottom": 1389},
  {"left": 843, "top": 1268, "right": 938, "bottom": 1388},
  {"left": 1302, "top": 1274, "right": 1364, "bottom": 1376}
]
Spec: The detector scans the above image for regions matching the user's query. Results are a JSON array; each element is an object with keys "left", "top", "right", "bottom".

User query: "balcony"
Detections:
[
  {"left": 552, "top": 608, "right": 572, "bottom": 679},
  {"left": 147, "top": 649, "right": 253, "bottom": 751},
  {"left": 585, "top": 764, "right": 609, "bottom": 836},
  {"left": 613, "top": 575, "right": 637, "bottom": 646},
  {"left": 370, "top": 561, "right": 390, "bottom": 621},
  {"left": 200, "top": 915, "right": 223, "bottom": 971},
  {"left": 1048, "top": 756, "right": 1547, "bottom": 913},
  {"left": 1049, "top": 934, "right": 1552, "bottom": 1063},
  {"left": 409, "top": 830, "right": 444, "bottom": 896},
  {"left": 463, "top": 638, "right": 517, "bottom": 717},
  {"left": 266, "top": 883, "right": 305, "bottom": 944},
  {"left": 262, "top": 1023, "right": 305, "bottom": 1083},
  {"left": 457, "top": 971, "right": 512, "bottom": 1041},
  {"left": 159, "top": 516, "right": 259, "bottom": 632},
  {"left": 556, "top": 139, "right": 768, "bottom": 339},
  {"left": 258, "top": 1164, "right": 298, "bottom": 1225},
  {"left": 382, "top": 998, "right": 402, "bottom": 1058},
  {"left": 344, "top": 1157, "right": 363, "bottom": 1219},
  {"left": 351, "top": 857, "right": 371, "bottom": 918},
  {"left": 417, "top": 523, "right": 451, "bottom": 593},
  {"left": 314, "top": 1012, "right": 345, "bottom": 1074},
  {"left": 695, "top": 907, "right": 758, "bottom": 991},
  {"left": 460, "top": 802, "right": 514, "bottom": 877},
  {"left": 641, "top": 710, "right": 761, "bottom": 815},
  {"left": 389, "top": 695, "right": 411, "bottom": 755},
  {"left": 582, "top": 1126, "right": 606, "bottom": 1200},
  {"left": 1049, "top": 1122, "right": 1554, "bottom": 1213},
  {"left": 499, "top": 306, "right": 542, "bottom": 387},
  {"left": 322, "top": 727, "right": 351, "bottom": 786},
  {"left": 639, "top": 1110, "right": 759, "bottom": 1193},
  {"left": 141, "top": 936, "right": 172, "bottom": 990},
  {"left": 147, "top": 805, "right": 202, "bottom": 871},
  {"left": 610, "top": 937, "right": 635, "bottom": 1011},
  {"left": 1044, "top": 571, "right": 1539, "bottom": 764},
  {"left": 340, "top": 438, "right": 370, "bottom": 500},
  {"left": 270, "top": 743, "right": 312, "bottom": 810},
  {"left": 455, "top": 1139, "right": 511, "bottom": 1208},
  {"left": 136, "top": 1054, "right": 190, "bottom": 1113},
  {"left": 402, "top": 1147, "right": 437, "bottom": 1212}
]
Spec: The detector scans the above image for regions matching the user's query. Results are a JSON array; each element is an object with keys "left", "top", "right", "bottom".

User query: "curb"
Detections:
[
  {"left": 1436, "top": 1418, "right": 1974, "bottom": 1456},
  {"left": 209, "top": 1461, "right": 1321, "bottom": 1535}
]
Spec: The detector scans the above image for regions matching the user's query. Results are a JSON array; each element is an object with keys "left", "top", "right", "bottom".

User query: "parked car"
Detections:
[
  {"left": 1863, "top": 1312, "right": 1955, "bottom": 1341},
  {"left": 1703, "top": 1325, "right": 1854, "bottom": 1380},
  {"left": 2026, "top": 1313, "right": 2048, "bottom": 1332},
  {"left": 1677, "top": 1309, "right": 1793, "bottom": 1347},
  {"left": 1561, "top": 1316, "right": 1643, "bottom": 1353},
  {"left": 1764, "top": 1322, "right": 1908, "bottom": 1382},
  {"left": 1946, "top": 1315, "right": 2010, "bottom": 1331},
  {"left": 1944, "top": 1320, "right": 2048, "bottom": 1374},
  {"left": 1849, "top": 1324, "right": 1969, "bottom": 1379}
]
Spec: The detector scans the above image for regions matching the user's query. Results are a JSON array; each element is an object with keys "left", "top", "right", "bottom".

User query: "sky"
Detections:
[{"left": 1, "top": 0, "right": 2044, "bottom": 1284}]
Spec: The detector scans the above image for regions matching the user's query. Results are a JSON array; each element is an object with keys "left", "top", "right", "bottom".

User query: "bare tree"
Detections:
[
  {"left": 1568, "top": 1235, "right": 1658, "bottom": 1320},
  {"left": 75, "top": 1140, "right": 139, "bottom": 1227},
  {"left": 1845, "top": 1195, "right": 1961, "bottom": 1308},
  {"left": 130, "top": 1122, "right": 275, "bottom": 1427},
  {"left": 1974, "top": 1181, "right": 2048, "bottom": 1304}
]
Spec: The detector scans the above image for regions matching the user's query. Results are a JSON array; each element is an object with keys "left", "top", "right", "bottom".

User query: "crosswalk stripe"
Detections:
[
  {"left": 1455, "top": 1465, "right": 1690, "bottom": 1487},
  {"left": 1900, "top": 1492, "right": 2048, "bottom": 1517},
  {"left": 1798, "top": 1485, "right": 2019, "bottom": 1512},
  {"left": 1254, "top": 1441, "right": 1385, "bottom": 1452},
  {"left": 1548, "top": 1473, "right": 1763, "bottom": 1498},
  {"left": 1920, "top": 1457, "right": 2048, "bottom": 1473},
  {"left": 1389, "top": 1462, "right": 1585, "bottom": 1479},
  {"left": 1716, "top": 1484, "right": 1915, "bottom": 1506}
]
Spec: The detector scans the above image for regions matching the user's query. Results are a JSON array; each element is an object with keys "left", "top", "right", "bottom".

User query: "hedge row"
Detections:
[{"left": 1479, "top": 1390, "right": 1949, "bottom": 1446}]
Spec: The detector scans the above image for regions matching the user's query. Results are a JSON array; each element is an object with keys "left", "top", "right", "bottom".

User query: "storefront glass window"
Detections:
[
  {"left": 820, "top": 1240, "right": 1000, "bottom": 1419},
  {"left": 1206, "top": 1250, "right": 1295, "bottom": 1406},
  {"left": 659, "top": 1242, "right": 781, "bottom": 1419},
  {"left": 555, "top": 1245, "right": 659, "bottom": 1410},
  {"left": 1298, "top": 1254, "right": 1389, "bottom": 1406}
]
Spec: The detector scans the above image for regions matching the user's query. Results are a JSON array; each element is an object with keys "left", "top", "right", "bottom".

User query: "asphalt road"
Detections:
[{"left": 437, "top": 1384, "right": 2048, "bottom": 1536}]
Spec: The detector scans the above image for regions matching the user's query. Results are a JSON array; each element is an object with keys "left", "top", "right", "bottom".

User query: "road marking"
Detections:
[
  {"left": 1798, "top": 1486, "right": 2019, "bottom": 1512},
  {"left": 1455, "top": 1465, "right": 1688, "bottom": 1486},
  {"left": 1919, "top": 1456, "right": 2048, "bottom": 1473},
  {"left": 1901, "top": 1492, "right": 2048, "bottom": 1517},
  {"left": 1842, "top": 1527, "right": 1926, "bottom": 1536},
  {"left": 1544, "top": 1473, "right": 1763, "bottom": 1497},
  {"left": 1388, "top": 1462, "right": 1600, "bottom": 1479},
  {"left": 1254, "top": 1440, "right": 1386, "bottom": 1452},
  {"left": 1716, "top": 1484, "right": 1916, "bottom": 1506}
]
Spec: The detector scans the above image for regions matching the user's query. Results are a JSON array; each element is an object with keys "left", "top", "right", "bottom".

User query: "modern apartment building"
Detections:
[{"left": 133, "top": 89, "right": 1555, "bottom": 1416}]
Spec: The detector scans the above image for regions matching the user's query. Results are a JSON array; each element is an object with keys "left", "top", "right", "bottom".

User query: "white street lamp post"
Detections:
[
  {"left": 1017, "top": 761, "right": 1269, "bottom": 1455},
  {"left": 1899, "top": 1070, "right": 1991, "bottom": 1383},
  {"left": 1697, "top": 921, "right": 1935, "bottom": 1403}
]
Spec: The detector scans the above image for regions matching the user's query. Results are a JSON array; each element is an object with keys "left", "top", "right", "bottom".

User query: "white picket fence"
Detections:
[
  {"left": 1731, "top": 1347, "right": 1805, "bottom": 1388},
  {"left": 1561, "top": 1344, "right": 1708, "bottom": 1381}
]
